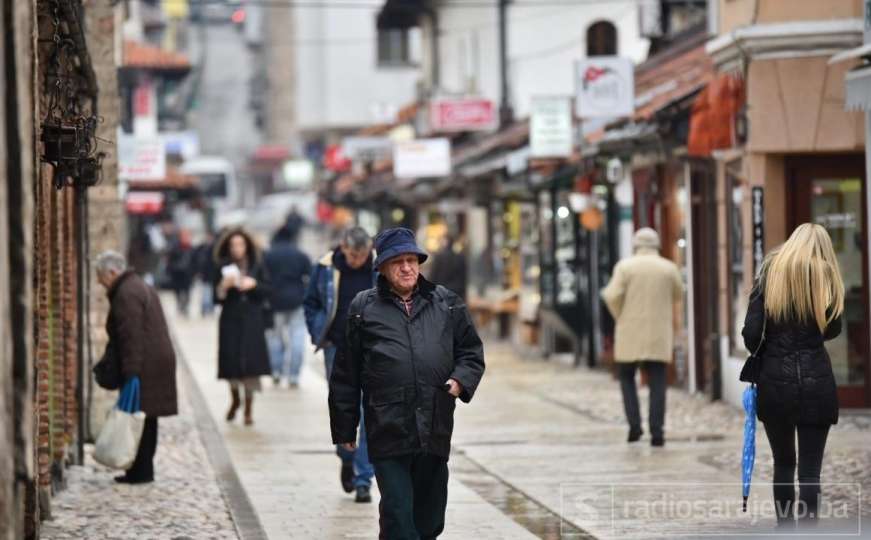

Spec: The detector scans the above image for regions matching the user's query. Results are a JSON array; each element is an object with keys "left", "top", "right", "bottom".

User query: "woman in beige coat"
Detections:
[{"left": 601, "top": 228, "right": 683, "bottom": 447}]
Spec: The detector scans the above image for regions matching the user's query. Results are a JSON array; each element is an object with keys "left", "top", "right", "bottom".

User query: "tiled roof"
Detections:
[
  {"left": 634, "top": 35, "right": 714, "bottom": 120},
  {"left": 127, "top": 166, "right": 197, "bottom": 190},
  {"left": 123, "top": 40, "right": 191, "bottom": 71}
]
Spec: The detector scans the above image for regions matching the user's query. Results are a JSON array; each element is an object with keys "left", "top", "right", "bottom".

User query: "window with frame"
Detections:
[
  {"left": 586, "top": 20, "right": 617, "bottom": 56},
  {"left": 377, "top": 28, "right": 419, "bottom": 67},
  {"left": 727, "top": 169, "right": 749, "bottom": 355}
]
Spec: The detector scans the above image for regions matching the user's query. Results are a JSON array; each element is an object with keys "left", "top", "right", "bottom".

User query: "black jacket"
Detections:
[
  {"left": 329, "top": 276, "right": 485, "bottom": 459},
  {"left": 427, "top": 246, "right": 468, "bottom": 300},
  {"left": 264, "top": 241, "right": 311, "bottom": 312},
  {"left": 741, "top": 285, "right": 842, "bottom": 426}
]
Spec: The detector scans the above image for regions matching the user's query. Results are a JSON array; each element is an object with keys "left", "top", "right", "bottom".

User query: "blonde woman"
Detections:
[{"left": 741, "top": 223, "right": 844, "bottom": 530}]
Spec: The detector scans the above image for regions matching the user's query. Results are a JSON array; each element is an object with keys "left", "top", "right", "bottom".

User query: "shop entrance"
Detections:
[{"left": 789, "top": 155, "right": 870, "bottom": 408}]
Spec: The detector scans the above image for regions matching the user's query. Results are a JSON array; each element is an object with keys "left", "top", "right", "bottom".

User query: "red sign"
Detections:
[
  {"left": 125, "top": 192, "right": 165, "bottom": 215},
  {"left": 323, "top": 144, "right": 351, "bottom": 172},
  {"left": 429, "top": 98, "right": 496, "bottom": 132}
]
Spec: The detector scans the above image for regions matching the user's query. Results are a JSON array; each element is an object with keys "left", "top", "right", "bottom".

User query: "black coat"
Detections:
[
  {"left": 214, "top": 260, "right": 273, "bottom": 380},
  {"left": 106, "top": 271, "right": 178, "bottom": 417},
  {"left": 741, "top": 285, "right": 842, "bottom": 426},
  {"left": 427, "top": 247, "right": 467, "bottom": 300},
  {"left": 329, "top": 276, "right": 485, "bottom": 460}
]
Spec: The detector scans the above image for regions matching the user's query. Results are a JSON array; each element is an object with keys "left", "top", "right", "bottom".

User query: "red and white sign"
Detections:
[
  {"left": 429, "top": 98, "right": 497, "bottom": 132},
  {"left": 118, "top": 135, "right": 166, "bottom": 181},
  {"left": 125, "top": 192, "right": 165, "bottom": 215}
]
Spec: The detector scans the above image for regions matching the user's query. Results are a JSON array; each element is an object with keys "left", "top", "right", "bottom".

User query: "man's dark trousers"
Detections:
[
  {"left": 374, "top": 452, "right": 449, "bottom": 540},
  {"left": 126, "top": 417, "right": 158, "bottom": 481},
  {"left": 618, "top": 361, "right": 666, "bottom": 439}
]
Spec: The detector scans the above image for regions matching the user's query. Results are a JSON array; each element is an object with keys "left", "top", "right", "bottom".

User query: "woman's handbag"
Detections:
[
  {"left": 93, "top": 342, "right": 122, "bottom": 390},
  {"left": 94, "top": 377, "right": 146, "bottom": 470},
  {"left": 739, "top": 318, "right": 767, "bottom": 384}
]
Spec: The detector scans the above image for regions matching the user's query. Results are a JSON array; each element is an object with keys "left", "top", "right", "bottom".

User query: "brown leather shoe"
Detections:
[{"left": 226, "top": 387, "right": 241, "bottom": 421}]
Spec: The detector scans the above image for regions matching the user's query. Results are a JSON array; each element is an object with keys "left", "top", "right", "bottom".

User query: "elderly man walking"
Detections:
[
  {"left": 329, "top": 228, "right": 486, "bottom": 540},
  {"left": 601, "top": 228, "right": 682, "bottom": 447},
  {"left": 96, "top": 251, "right": 177, "bottom": 483}
]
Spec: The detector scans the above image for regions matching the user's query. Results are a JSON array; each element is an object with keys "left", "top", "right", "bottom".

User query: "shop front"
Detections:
[{"left": 708, "top": 16, "right": 870, "bottom": 408}]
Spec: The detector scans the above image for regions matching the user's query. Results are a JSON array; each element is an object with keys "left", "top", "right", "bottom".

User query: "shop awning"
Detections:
[{"left": 377, "top": 0, "right": 425, "bottom": 30}]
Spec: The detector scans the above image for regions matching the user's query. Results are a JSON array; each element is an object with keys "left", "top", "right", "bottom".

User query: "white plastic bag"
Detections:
[{"left": 94, "top": 407, "right": 146, "bottom": 470}]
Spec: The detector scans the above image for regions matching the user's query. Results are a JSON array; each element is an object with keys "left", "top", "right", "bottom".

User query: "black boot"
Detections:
[{"left": 244, "top": 393, "right": 254, "bottom": 426}]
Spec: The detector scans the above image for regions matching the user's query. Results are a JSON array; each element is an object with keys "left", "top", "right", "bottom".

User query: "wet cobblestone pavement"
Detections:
[{"left": 40, "top": 361, "right": 238, "bottom": 540}]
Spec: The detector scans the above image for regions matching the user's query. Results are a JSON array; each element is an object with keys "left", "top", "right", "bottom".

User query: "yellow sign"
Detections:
[{"left": 162, "top": 0, "right": 189, "bottom": 19}]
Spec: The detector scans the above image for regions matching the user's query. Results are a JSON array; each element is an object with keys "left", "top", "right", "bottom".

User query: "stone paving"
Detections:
[
  {"left": 40, "top": 351, "right": 239, "bottom": 540},
  {"left": 41, "top": 290, "right": 871, "bottom": 539}
]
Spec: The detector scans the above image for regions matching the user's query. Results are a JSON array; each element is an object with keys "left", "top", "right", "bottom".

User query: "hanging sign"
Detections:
[
  {"left": 752, "top": 186, "right": 764, "bottom": 278},
  {"left": 575, "top": 57, "right": 634, "bottom": 118}
]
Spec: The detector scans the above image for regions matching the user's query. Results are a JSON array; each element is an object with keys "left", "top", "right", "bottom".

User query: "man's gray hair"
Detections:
[
  {"left": 95, "top": 250, "right": 127, "bottom": 275},
  {"left": 341, "top": 226, "right": 372, "bottom": 250}
]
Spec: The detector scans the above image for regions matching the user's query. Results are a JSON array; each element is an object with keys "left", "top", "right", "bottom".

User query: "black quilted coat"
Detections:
[
  {"left": 741, "top": 285, "right": 842, "bottom": 425},
  {"left": 329, "top": 276, "right": 485, "bottom": 460}
]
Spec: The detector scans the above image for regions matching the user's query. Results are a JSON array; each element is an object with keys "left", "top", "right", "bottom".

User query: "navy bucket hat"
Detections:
[{"left": 373, "top": 227, "right": 429, "bottom": 268}]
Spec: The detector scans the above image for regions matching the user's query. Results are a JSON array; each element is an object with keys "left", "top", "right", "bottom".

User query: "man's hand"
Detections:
[
  {"left": 445, "top": 378, "right": 462, "bottom": 398},
  {"left": 341, "top": 442, "right": 357, "bottom": 452}
]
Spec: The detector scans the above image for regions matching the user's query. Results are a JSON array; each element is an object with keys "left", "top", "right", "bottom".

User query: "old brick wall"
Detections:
[{"left": 83, "top": 0, "right": 125, "bottom": 439}]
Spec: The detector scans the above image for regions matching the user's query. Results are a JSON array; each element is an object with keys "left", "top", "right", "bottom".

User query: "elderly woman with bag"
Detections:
[
  {"left": 741, "top": 223, "right": 844, "bottom": 530},
  {"left": 213, "top": 228, "right": 273, "bottom": 426}
]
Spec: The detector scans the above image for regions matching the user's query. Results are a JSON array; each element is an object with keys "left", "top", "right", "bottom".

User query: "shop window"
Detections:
[
  {"left": 377, "top": 28, "right": 420, "bottom": 67},
  {"left": 586, "top": 21, "right": 617, "bottom": 56},
  {"left": 727, "top": 171, "right": 748, "bottom": 355}
]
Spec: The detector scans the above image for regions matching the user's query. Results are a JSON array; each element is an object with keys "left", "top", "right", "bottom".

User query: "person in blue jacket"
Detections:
[{"left": 303, "top": 226, "right": 376, "bottom": 503}]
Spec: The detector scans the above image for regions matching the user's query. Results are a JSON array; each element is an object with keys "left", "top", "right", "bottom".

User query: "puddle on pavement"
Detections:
[{"left": 451, "top": 450, "right": 595, "bottom": 539}]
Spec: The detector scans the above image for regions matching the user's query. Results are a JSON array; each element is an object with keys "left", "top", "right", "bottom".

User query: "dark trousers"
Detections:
[
  {"left": 373, "top": 453, "right": 449, "bottom": 540},
  {"left": 618, "top": 361, "right": 666, "bottom": 439},
  {"left": 126, "top": 417, "right": 158, "bottom": 481},
  {"left": 763, "top": 422, "right": 830, "bottom": 525}
]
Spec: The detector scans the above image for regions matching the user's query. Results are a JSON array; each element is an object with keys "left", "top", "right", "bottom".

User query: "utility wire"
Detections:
[{"left": 189, "top": 0, "right": 641, "bottom": 8}]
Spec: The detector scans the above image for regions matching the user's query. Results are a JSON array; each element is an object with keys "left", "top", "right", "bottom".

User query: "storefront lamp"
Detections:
[
  {"left": 557, "top": 206, "right": 571, "bottom": 219},
  {"left": 568, "top": 192, "right": 589, "bottom": 213}
]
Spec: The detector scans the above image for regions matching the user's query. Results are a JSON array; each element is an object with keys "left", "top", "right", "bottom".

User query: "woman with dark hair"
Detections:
[{"left": 213, "top": 228, "right": 273, "bottom": 425}]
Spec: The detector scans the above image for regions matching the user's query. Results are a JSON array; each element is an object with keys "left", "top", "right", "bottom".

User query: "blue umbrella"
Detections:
[{"left": 741, "top": 384, "right": 757, "bottom": 512}]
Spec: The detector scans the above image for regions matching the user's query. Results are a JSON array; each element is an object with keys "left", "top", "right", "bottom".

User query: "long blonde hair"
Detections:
[{"left": 761, "top": 223, "right": 845, "bottom": 332}]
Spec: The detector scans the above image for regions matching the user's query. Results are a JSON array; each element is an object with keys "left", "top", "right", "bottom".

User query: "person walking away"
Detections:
[
  {"left": 193, "top": 232, "right": 217, "bottom": 317},
  {"left": 427, "top": 234, "right": 468, "bottom": 301},
  {"left": 96, "top": 251, "right": 177, "bottom": 484},
  {"left": 742, "top": 223, "right": 844, "bottom": 531},
  {"left": 167, "top": 229, "right": 195, "bottom": 317},
  {"left": 329, "top": 228, "right": 486, "bottom": 539},
  {"left": 213, "top": 228, "right": 273, "bottom": 426},
  {"left": 601, "top": 227, "right": 682, "bottom": 447},
  {"left": 303, "top": 226, "right": 377, "bottom": 503},
  {"left": 264, "top": 224, "right": 311, "bottom": 387}
]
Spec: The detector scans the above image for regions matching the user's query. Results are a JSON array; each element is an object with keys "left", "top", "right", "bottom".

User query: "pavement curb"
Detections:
[{"left": 171, "top": 328, "right": 270, "bottom": 540}]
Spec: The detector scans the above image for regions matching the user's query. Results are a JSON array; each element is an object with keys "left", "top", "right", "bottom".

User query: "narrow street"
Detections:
[{"left": 44, "top": 289, "right": 870, "bottom": 539}]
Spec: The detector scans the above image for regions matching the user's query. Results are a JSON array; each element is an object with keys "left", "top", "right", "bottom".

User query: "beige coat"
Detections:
[{"left": 601, "top": 249, "right": 683, "bottom": 363}]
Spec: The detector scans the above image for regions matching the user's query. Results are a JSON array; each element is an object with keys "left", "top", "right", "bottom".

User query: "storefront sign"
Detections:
[
  {"left": 118, "top": 135, "right": 166, "bottom": 181},
  {"left": 125, "top": 192, "right": 165, "bottom": 215},
  {"left": 752, "top": 186, "right": 764, "bottom": 278},
  {"left": 341, "top": 136, "right": 393, "bottom": 162},
  {"left": 530, "top": 96, "right": 573, "bottom": 158},
  {"left": 393, "top": 138, "right": 451, "bottom": 180},
  {"left": 429, "top": 98, "right": 497, "bottom": 132},
  {"left": 575, "top": 57, "right": 634, "bottom": 119},
  {"left": 281, "top": 160, "right": 314, "bottom": 189}
]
